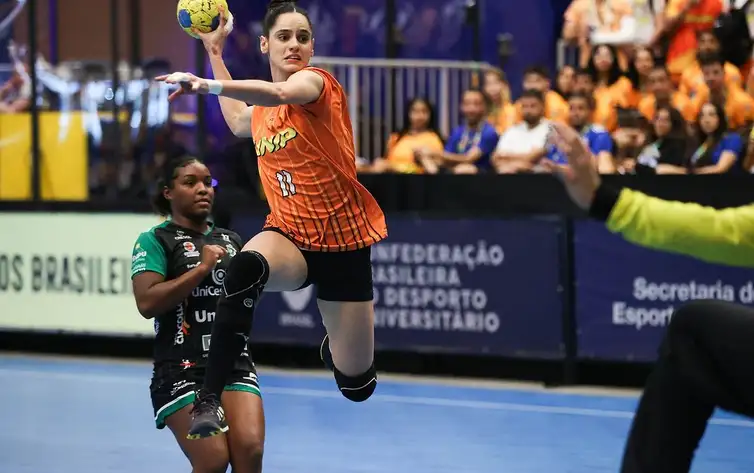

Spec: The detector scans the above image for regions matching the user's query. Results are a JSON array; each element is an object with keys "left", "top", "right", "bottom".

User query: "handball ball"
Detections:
[{"left": 176, "top": 0, "right": 229, "bottom": 39}]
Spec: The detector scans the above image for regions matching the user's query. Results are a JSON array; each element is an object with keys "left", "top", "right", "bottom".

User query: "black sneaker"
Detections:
[
  {"left": 320, "top": 334, "right": 334, "bottom": 371},
  {"left": 186, "top": 390, "right": 228, "bottom": 440}
]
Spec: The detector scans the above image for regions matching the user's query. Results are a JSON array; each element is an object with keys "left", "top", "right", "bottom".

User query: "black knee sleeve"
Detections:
[
  {"left": 223, "top": 250, "right": 269, "bottom": 301},
  {"left": 218, "top": 251, "right": 269, "bottom": 321},
  {"left": 334, "top": 364, "right": 377, "bottom": 402}
]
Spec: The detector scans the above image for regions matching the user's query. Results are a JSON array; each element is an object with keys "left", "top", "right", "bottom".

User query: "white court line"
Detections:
[{"left": 3, "top": 368, "right": 754, "bottom": 428}]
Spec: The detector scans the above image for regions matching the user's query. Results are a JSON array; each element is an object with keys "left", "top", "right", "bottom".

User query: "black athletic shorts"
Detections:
[
  {"left": 262, "top": 227, "right": 374, "bottom": 302},
  {"left": 149, "top": 363, "right": 260, "bottom": 430}
]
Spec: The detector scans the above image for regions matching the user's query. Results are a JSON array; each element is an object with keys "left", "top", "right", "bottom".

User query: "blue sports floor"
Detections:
[{"left": 2, "top": 354, "right": 754, "bottom": 472}]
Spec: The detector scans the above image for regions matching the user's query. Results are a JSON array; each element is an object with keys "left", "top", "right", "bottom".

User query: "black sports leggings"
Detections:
[{"left": 621, "top": 300, "right": 754, "bottom": 473}]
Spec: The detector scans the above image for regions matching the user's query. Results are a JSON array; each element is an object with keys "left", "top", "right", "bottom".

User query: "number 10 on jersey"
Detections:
[{"left": 276, "top": 170, "right": 297, "bottom": 197}]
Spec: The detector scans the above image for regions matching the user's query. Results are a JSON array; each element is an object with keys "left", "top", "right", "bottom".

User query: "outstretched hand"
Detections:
[
  {"left": 154, "top": 72, "right": 209, "bottom": 102},
  {"left": 541, "top": 122, "right": 601, "bottom": 210},
  {"left": 195, "top": 5, "right": 234, "bottom": 55}
]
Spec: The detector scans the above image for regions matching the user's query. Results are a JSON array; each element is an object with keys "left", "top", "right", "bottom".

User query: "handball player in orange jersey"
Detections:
[{"left": 157, "top": 0, "right": 388, "bottom": 440}]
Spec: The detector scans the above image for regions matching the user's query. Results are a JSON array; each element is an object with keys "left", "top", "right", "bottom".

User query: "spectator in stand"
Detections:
[
  {"left": 651, "top": 0, "right": 723, "bottom": 84},
  {"left": 689, "top": 101, "right": 743, "bottom": 173},
  {"left": 561, "top": 0, "right": 635, "bottom": 68},
  {"left": 679, "top": 29, "right": 743, "bottom": 97},
  {"left": 574, "top": 67, "right": 619, "bottom": 130},
  {"left": 625, "top": 46, "right": 656, "bottom": 107},
  {"left": 554, "top": 65, "right": 576, "bottom": 101},
  {"left": 416, "top": 89, "right": 498, "bottom": 175},
  {"left": 515, "top": 66, "right": 569, "bottom": 124},
  {"left": 611, "top": 110, "right": 651, "bottom": 173},
  {"left": 639, "top": 65, "right": 696, "bottom": 122},
  {"left": 635, "top": 104, "right": 691, "bottom": 173},
  {"left": 547, "top": 92, "right": 614, "bottom": 173},
  {"left": 482, "top": 68, "right": 518, "bottom": 134},
  {"left": 370, "top": 97, "right": 445, "bottom": 174},
  {"left": 588, "top": 44, "right": 634, "bottom": 104},
  {"left": 493, "top": 89, "right": 551, "bottom": 174},
  {"left": 690, "top": 53, "right": 754, "bottom": 130}
]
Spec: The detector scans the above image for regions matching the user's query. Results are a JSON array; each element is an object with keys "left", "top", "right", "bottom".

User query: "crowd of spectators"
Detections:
[
  {"left": 3, "top": 0, "right": 754, "bottom": 199},
  {"left": 364, "top": 0, "right": 754, "bottom": 176}
]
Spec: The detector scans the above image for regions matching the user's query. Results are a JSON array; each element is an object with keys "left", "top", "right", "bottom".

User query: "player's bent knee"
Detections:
[
  {"left": 223, "top": 250, "right": 270, "bottom": 297},
  {"left": 230, "top": 436, "right": 264, "bottom": 471},
  {"left": 334, "top": 363, "right": 377, "bottom": 402}
]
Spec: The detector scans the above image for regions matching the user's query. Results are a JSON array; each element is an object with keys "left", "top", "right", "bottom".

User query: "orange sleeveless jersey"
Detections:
[{"left": 251, "top": 67, "right": 387, "bottom": 252}]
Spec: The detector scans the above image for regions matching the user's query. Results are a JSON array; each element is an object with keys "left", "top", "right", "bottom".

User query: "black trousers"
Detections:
[{"left": 621, "top": 300, "right": 754, "bottom": 473}]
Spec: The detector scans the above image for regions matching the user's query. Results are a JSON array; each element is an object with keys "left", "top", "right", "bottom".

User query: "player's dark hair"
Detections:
[
  {"left": 396, "top": 97, "right": 444, "bottom": 143},
  {"left": 523, "top": 65, "right": 551, "bottom": 81},
  {"left": 263, "top": 0, "right": 313, "bottom": 37},
  {"left": 650, "top": 64, "right": 670, "bottom": 76},
  {"left": 587, "top": 44, "right": 623, "bottom": 87},
  {"left": 696, "top": 28, "right": 717, "bottom": 42},
  {"left": 568, "top": 91, "right": 595, "bottom": 109},
  {"left": 519, "top": 88, "right": 545, "bottom": 103},
  {"left": 693, "top": 101, "right": 727, "bottom": 166},
  {"left": 152, "top": 156, "right": 203, "bottom": 216},
  {"left": 698, "top": 52, "right": 725, "bottom": 68},
  {"left": 575, "top": 67, "right": 592, "bottom": 78},
  {"left": 463, "top": 87, "right": 492, "bottom": 109}
]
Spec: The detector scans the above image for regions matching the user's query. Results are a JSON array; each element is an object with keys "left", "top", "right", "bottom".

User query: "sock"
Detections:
[{"left": 202, "top": 251, "right": 268, "bottom": 397}]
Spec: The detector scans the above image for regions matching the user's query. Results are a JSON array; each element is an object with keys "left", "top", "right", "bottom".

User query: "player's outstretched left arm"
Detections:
[
  {"left": 212, "top": 70, "right": 325, "bottom": 106},
  {"left": 158, "top": 69, "right": 324, "bottom": 107}
]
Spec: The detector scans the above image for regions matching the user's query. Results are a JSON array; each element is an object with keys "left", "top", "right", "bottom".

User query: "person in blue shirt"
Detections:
[
  {"left": 417, "top": 88, "right": 499, "bottom": 174},
  {"left": 547, "top": 92, "right": 613, "bottom": 171},
  {"left": 690, "top": 102, "right": 743, "bottom": 174}
]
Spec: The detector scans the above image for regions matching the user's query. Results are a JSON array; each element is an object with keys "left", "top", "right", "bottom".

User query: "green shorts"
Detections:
[{"left": 150, "top": 367, "right": 261, "bottom": 430}]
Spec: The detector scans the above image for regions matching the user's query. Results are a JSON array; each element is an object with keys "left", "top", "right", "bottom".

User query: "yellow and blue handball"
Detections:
[{"left": 176, "top": 0, "right": 228, "bottom": 39}]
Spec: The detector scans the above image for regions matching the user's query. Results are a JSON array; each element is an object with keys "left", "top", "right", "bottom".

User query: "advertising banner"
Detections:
[
  {"left": 236, "top": 217, "right": 565, "bottom": 358},
  {"left": 0, "top": 212, "right": 161, "bottom": 336},
  {"left": 574, "top": 221, "right": 754, "bottom": 361}
]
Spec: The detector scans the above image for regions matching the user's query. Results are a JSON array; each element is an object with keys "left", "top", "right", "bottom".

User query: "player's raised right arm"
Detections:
[{"left": 206, "top": 53, "right": 254, "bottom": 138}]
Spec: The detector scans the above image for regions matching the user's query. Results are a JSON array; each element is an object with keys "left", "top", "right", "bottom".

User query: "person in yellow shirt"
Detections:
[
  {"left": 370, "top": 97, "right": 445, "bottom": 174},
  {"left": 690, "top": 53, "right": 754, "bottom": 130},
  {"left": 678, "top": 29, "right": 743, "bottom": 98},
  {"left": 515, "top": 66, "right": 570, "bottom": 124},
  {"left": 482, "top": 67, "right": 518, "bottom": 134},
  {"left": 574, "top": 67, "right": 620, "bottom": 131},
  {"left": 545, "top": 119, "right": 754, "bottom": 473},
  {"left": 638, "top": 65, "right": 696, "bottom": 122}
]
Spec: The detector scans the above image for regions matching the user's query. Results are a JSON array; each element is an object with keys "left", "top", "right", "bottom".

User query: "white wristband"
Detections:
[{"left": 206, "top": 79, "right": 223, "bottom": 95}]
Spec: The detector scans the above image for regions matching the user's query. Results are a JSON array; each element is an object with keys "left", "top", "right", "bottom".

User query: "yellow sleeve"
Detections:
[{"left": 606, "top": 188, "right": 754, "bottom": 268}]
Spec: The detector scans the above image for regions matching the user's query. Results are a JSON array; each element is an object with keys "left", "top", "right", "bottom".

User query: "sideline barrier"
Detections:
[
  {"left": 573, "top": 221, "right": 754, "bottom": 361},
  {"left": 235, "top": 216, "right": 565, "bottom": 358},
  {"left": 0, "top": 212, "right": 160, "bottom": 336},
  {"left": 2, "top": 210, "right": 754, "bottom": 362}
]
